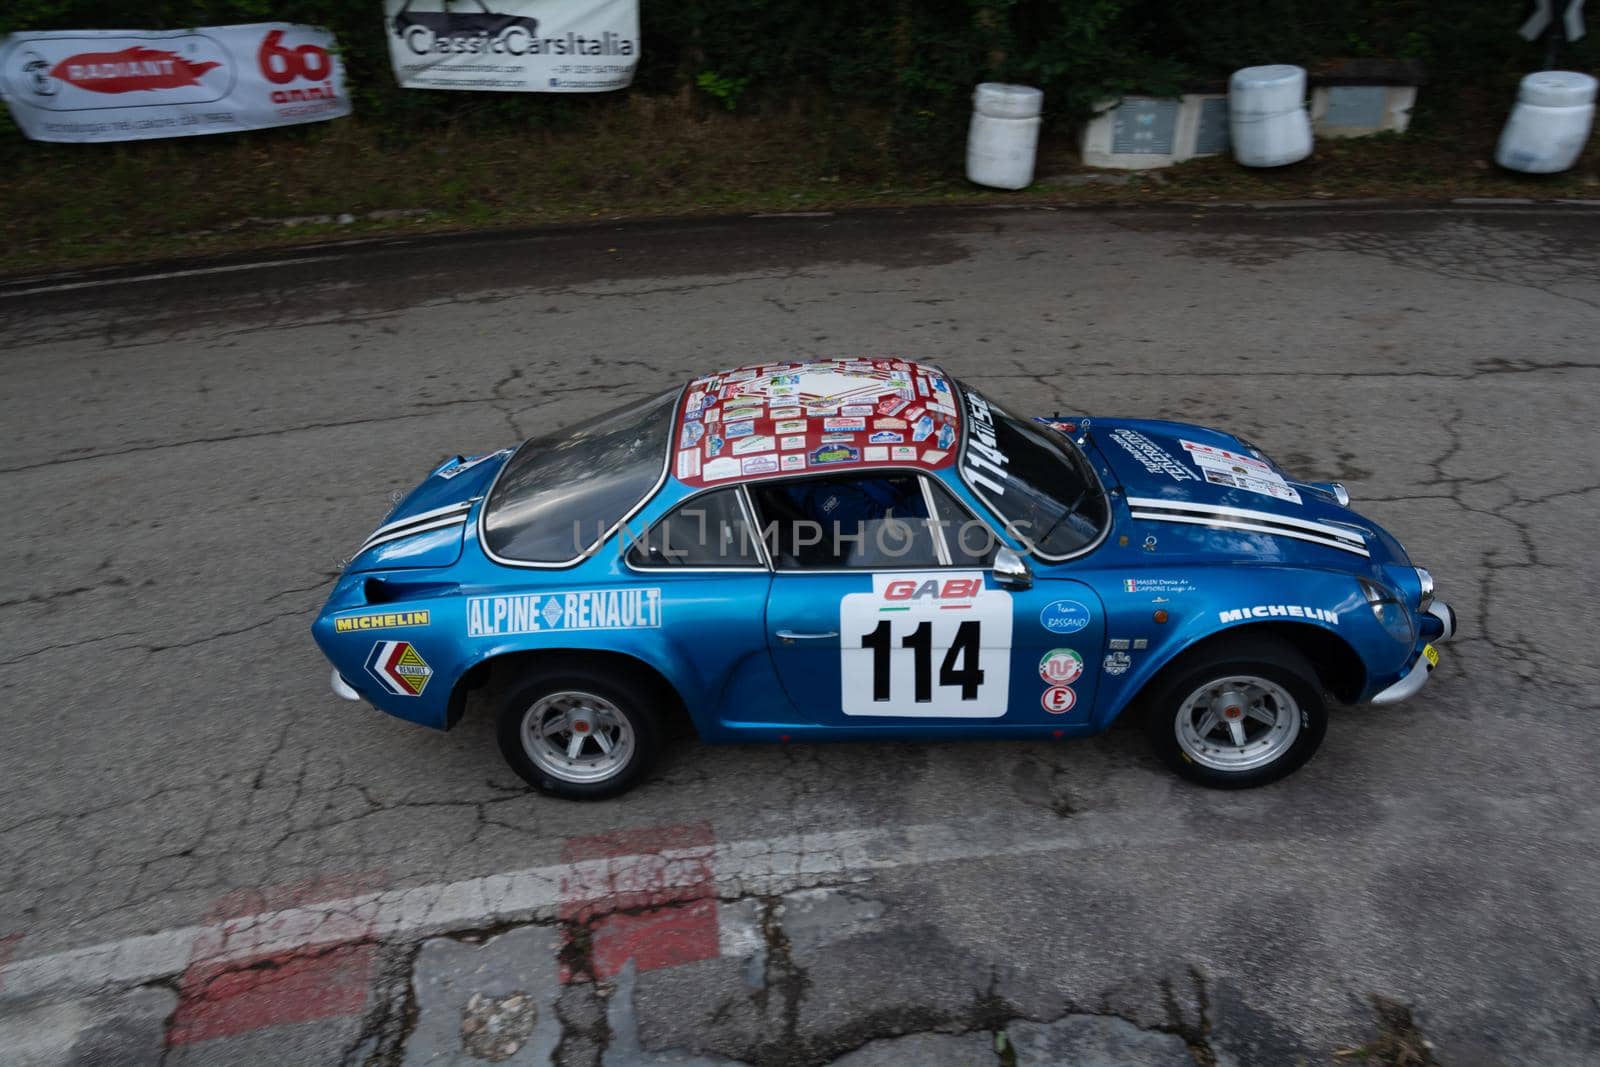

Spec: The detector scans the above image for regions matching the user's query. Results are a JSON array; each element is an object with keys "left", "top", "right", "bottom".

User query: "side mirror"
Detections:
[{"left": 993, "top": 546, "right": 1033, "bottom": 590}]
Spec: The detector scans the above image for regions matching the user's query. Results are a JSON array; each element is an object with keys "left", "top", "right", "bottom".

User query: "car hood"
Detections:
[
  {"left": 1081, "top": 417, "right": 1405, "bottom": 563},
  {"left": 344, "top": 448, "right": 514, "bottom": 572}
]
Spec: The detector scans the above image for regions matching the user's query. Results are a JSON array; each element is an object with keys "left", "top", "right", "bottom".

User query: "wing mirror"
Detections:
[{"left": 993, "top": 546, "right": 1033, "bottom": 590}]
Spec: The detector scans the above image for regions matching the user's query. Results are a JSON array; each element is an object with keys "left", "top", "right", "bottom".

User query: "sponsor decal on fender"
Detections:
[
  {"left": 1039, "top": 600, "right": 1090, "bottom": 635},
  {"left": 1039, "top": 648, "right": 1084, "bottom": 685},
  {"left": 1041, "top": 686, "right": 1076, "bottom": 714},
  {"left": 1219, "top": 605, "right": 1340, "bottom": 625},
  {"left": 365, "top": 641, "right": 433, "bottom": 697},
  {"left": 1123, "top": 577, "right": 1197, "bottom": 594},
  {"left": 467, "top": 588, "right": 662, "bottom": 636},
  {"left": 335, "top": 610, "right": 430, "bottom": 633},
  {"left": 1102, "top": 651, "right": 1132, "bottom": 676}
]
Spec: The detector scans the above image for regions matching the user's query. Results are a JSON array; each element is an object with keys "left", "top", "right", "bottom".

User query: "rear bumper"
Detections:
[{"left": 1370, "top": 600, "right": 1454, "bottom": 705}]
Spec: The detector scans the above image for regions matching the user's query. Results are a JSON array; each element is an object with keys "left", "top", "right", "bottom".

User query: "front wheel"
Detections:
[
  {"left": 1145, "top": 637, "right": 1327, "bottom": 789},
  {"left": 497, "top": 668, "right": 661, "bottom": 800}
]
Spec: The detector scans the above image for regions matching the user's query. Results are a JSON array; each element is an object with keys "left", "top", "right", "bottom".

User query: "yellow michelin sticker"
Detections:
[
  {"left": 335, "top": 610, "right": 430, "bottom": 633},
  {"left": 1423, "top": 644, "right": 1439, "bottom": 668}
]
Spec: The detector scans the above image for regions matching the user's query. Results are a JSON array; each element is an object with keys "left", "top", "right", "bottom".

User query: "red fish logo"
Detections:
[{"left": 49, "top": 47, "right": 221, "bottom": 94}]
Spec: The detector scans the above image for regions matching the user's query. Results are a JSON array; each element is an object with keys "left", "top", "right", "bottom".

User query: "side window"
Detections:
[
  {"left": 926, "top": 479, "right": 1000, "bottom": 567},
  {"left": 748, "top": 474, "right": 943, "bottom": 570},
  {"left": 627, "top": 488, "right": 763, "bottom": 568}
]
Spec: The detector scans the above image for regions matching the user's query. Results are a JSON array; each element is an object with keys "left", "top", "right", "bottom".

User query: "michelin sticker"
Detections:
[
  {"left": 468, "top": 589, "right": 662, "bottom": 636},
  {"left": 336, "top": 610, "right": 430, "bottom": 633},
  {"left": 1219, "top": 605, "right": 1339, "bottom": 625},
  {"left": 839, "top": 572, "right": 1011, "bottom": 717}
]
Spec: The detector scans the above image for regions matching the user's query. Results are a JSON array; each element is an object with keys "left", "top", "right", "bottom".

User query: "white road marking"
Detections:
[
  {"left": 0, "top": 815, "right": 1161, "bottom": 1006},
  {"left": 0, "top": 256, "right": 341, "bottom": 299}
]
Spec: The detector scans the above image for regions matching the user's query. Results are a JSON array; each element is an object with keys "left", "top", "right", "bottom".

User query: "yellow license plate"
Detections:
[{"left": 1423, "top": 644, "right": 1439, "bottom": 668}]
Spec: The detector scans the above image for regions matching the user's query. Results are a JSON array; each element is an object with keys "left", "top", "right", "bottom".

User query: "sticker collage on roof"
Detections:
[{"left": 673, "top": 359, "right": 962, "bottom": 488}]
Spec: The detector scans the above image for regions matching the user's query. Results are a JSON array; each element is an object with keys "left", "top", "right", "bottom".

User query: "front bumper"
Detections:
[
  {"left": 1371, "top": 600, "right": 1454, "bottom": 705},
  {"left": 330, "top": 668, "right": 362, "bottom": 702}
]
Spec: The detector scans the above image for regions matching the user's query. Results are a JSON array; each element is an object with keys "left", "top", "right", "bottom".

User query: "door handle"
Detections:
[{"left": 775, "top": 630, "right": 838, "bottom": 643}]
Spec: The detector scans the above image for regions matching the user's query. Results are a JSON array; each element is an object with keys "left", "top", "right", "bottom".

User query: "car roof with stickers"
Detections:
[{"left": 671, "top": 358, "right": 963, "bottom": 487}]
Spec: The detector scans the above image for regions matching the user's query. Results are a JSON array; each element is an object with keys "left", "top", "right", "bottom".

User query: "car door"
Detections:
[{"left": 752, "top": 472, "right": 1106, "bottom": 728}]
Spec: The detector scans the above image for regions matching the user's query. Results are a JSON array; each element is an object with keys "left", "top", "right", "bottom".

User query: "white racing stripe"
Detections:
[
  {"left": 0, "top": 815, "right": 1168, "bottom": 1006},
  {"left": 359, "top": 514, "right": 469, "bottom": 553},
  {"left": 1123, "top": 496, "right": 1365, "bottom": 544},
  {"left": 1131, "top": 511, "right": 1371, "bottom": 556},
  {"left": 0, "top": 256, "right": 341, "bottom": 299},
  {"left": 364, "top": 500, "right": 473, "bottom": 541}
]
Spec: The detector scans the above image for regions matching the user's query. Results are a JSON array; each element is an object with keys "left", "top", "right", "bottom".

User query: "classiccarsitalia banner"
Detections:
[
  {"left": 385, "top": 0, "right": 638, "bottom": 92},
  {"left": 0, "top": 23, "right": 349, "bottom": 143}
]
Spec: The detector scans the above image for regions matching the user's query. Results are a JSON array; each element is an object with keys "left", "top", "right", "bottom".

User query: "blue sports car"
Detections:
[{"left": 313, "top": 359, "right": 1455, "bottom": 799}]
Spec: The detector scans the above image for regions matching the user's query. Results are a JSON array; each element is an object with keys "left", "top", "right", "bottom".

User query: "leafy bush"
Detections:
[{"left": 2, "top": 0, "right": 1595, "bottom": 162}]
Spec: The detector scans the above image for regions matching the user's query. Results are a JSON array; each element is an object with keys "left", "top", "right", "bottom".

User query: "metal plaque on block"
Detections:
[
  {"left": 1111, "top": 98, "right": 1177, "bottom": 155},
  {"left": 1194, "top": 96, "right": 1230, "bottom": 155},
  {"left": 1322, "top": 86, "right": 1387, "bottom": 129}
]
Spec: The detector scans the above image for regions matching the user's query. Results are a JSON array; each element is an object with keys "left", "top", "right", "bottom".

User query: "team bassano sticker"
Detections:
[
  {"left": 365, "top": 641, "right": 433, "bottom": 697},
  {"left": 1039, "top": 600, "right": 1090, "bottom": 634}
]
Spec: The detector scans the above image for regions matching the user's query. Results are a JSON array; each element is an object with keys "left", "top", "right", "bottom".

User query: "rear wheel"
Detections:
[
  {"left": 497, "top": 667, "right": 661, "bottom": 800},
  {"left": 1145, "top": 637, "right": 1327, "bottom": 788}
]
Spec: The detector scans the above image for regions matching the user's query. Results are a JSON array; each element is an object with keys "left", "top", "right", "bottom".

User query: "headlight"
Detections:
[
  {"left": 1414, "top": 567, "right": 1434, "bottom": 612},
  {"left": 1361, "top": 579, "right": 1415, "bottom": 644}
]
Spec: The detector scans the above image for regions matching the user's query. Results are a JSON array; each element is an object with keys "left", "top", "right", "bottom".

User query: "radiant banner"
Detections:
[{"left": 0, "top": 23, "right": 349, "bottom": 143}]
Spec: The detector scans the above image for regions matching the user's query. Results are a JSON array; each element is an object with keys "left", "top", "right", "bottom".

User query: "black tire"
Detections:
[
  {"left": 496, "top": 666, "right": 662, "bottom": 800},
  {"left": 1144, "top": 636, "right": 1327, "bottom": 789}
]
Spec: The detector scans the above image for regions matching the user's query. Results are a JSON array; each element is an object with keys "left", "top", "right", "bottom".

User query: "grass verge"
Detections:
[{"left": 2, "top": 93, "right": 1596, "bottom": 276}]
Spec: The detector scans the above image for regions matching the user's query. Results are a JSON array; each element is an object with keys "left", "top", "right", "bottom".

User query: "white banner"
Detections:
[
  {"left": 0, "top": 23, "right": 349, "bottom": 143},
  {"left": 385, "top": 0, "right": 637, "bottom": 93}
]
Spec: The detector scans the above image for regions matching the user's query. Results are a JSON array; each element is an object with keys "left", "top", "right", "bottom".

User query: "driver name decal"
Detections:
[
  {"left": 468, "top": 588, "right": 662, "bottom": 636},
  {"left": 840, "top": 571, "right": 1011, "bottom": 717}
]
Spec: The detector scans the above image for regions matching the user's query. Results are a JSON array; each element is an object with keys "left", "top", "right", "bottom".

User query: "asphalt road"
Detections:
[{"left": 1, "top": 203, "right": 1598, "bottom": 1066}]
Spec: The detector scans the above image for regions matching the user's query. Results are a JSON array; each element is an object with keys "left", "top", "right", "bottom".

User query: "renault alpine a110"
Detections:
[{"left": 313, "top": 359, "right": 1455, "bottom": 798}]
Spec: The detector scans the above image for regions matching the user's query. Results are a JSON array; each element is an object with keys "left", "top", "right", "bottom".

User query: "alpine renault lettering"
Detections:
[{"left": 312, "top": 359, "right": 1456, "bottom": 799}]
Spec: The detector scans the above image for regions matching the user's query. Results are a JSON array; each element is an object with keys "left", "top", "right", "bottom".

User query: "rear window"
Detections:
[{"left": 483, "top": 390, "right": 677, "bottom": 564}]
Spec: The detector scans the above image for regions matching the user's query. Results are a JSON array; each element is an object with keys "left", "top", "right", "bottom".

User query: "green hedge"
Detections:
[{"left": 3, "top": 1, "right": 1594, "bottom": 164}]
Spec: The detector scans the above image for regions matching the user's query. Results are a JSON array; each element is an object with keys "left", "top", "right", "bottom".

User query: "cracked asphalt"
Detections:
[{"left": 1, "top": 203, "right": 1598, "bottom": 1066}]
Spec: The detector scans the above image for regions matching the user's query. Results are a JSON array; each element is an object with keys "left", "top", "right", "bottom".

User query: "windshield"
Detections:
[
  {"left": 483, "top": 390, "right": 678, "bottom": 564},
  {"left": 957, "top": 382, "right": 1108, "bottom": 560}
]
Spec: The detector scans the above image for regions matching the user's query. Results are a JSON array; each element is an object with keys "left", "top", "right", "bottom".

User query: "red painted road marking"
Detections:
[
  {"left": 589, "top": 898, "right": 722, "bottom": 978},
  {"left": 559, "top": 823, "right": 719, "bottom": 982},
  {"left": 167, "top": 872, "right": 385, "bottom": 1046},
  {"left": 0, "top": 934, "right": 21, "bottom": 994}
]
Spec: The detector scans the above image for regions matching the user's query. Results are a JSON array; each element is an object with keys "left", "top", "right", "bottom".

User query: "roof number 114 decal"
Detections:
[{"left": 839, "top": 572, "right": 1012, "bottom": 717}]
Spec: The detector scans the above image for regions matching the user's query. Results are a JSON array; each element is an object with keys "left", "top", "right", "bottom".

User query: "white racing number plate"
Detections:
[{"left": 839, "top": 571, "right": 1012, "bottom": 717}]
